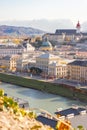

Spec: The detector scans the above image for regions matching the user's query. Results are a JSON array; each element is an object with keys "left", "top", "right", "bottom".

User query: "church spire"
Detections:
[{"left": 76, "top": 21, "right": 81, "bottom": 33}]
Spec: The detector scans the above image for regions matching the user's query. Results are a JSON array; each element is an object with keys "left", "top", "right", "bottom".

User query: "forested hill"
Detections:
[{"left": 0, "top": 25, "right": 45, "bottom": 36}]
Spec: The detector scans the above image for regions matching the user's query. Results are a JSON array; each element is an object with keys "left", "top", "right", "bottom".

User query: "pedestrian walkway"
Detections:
[{"left": 52, "top": 78, "right": 87, "bottom": 89}]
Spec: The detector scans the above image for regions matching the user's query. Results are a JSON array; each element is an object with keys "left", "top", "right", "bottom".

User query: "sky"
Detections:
[{"left": 0, "top": 0, "right": 87, "bottom": 24}]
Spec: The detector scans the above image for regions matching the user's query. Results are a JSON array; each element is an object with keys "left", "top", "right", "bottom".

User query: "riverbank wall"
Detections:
[{"left": 0, "top": 73, "right": 87, "bottom": 102}]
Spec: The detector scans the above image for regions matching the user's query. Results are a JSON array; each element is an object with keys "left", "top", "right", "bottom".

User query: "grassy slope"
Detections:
[{"left": 0, "top": 73, "right": 87, "bottom": 102}]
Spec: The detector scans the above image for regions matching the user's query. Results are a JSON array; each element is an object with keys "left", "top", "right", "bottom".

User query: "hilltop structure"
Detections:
[{"left": 43, "top": 21, "right": 87, "bottom": 43}]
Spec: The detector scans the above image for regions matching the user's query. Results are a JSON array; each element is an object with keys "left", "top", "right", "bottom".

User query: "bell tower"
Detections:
[{"left": 76, "top": 21, "right": 81, "bottom": 33}]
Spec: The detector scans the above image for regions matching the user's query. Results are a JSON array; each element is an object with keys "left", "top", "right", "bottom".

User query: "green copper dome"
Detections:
[
  {"left": 42, "top": 41, "right": 52, "bottom": 47},
  {"left": 39, "top": 38, "right": 53, "bottom": 51},
  {"left": 42, "top": 38, "right": 52, "bottom": 47}
]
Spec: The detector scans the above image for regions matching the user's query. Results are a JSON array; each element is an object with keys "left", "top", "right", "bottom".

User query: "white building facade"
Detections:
[
  {"left": 36, "top": 53, "right": 70, "bottom": 79},
  {"left": 0, "top": 41, "right": 35, "bottom": 56}
]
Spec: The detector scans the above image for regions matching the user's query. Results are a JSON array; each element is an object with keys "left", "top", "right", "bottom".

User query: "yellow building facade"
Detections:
[
  {"left": 0, "top": 55, "right": 20, "bottom": 72},
  {"left": 68, "top": 60, "right": 87, "bottom": 83}
]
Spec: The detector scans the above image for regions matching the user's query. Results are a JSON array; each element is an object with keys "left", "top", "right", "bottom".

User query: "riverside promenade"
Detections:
[{"left": 23, "top": 74, "right": 87, "bottom": 90}]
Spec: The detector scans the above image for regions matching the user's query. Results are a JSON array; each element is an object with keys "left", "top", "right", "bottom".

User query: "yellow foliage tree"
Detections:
[{"left": 56, "top": 120, "right": 72, "bottom": 130}]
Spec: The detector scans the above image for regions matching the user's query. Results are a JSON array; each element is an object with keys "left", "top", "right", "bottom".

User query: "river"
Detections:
[{"left": 0, "top": 82, "right": 87, "bottom": 114}]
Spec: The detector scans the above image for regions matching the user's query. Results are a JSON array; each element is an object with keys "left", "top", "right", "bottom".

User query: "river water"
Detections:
[{"left": 0, "top": 82, "right": 87, "bottom": 114}]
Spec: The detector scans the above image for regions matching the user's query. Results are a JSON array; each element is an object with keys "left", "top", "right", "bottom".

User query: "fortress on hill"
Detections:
[{"left": 43, "top": 21, "right": 87, "bottom": 43}]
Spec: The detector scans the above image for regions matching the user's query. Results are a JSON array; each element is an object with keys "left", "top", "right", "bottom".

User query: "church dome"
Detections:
[
  {"left": 39, "top": 38, "right": 53, "bottom": 51},
  {"left": 42, "top": 41, "right": 52, "bottom": 47}
]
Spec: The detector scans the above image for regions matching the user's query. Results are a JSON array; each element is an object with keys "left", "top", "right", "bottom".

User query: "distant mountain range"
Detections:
[
  {"left": 0, "top": 19, "right": 87, "bottom": 36},
  {"left": 0, "top": 25, "right": 45, "bottom": 37},
  {"left": 0, "top": 19, "right": 75, "bottom": 33}
]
